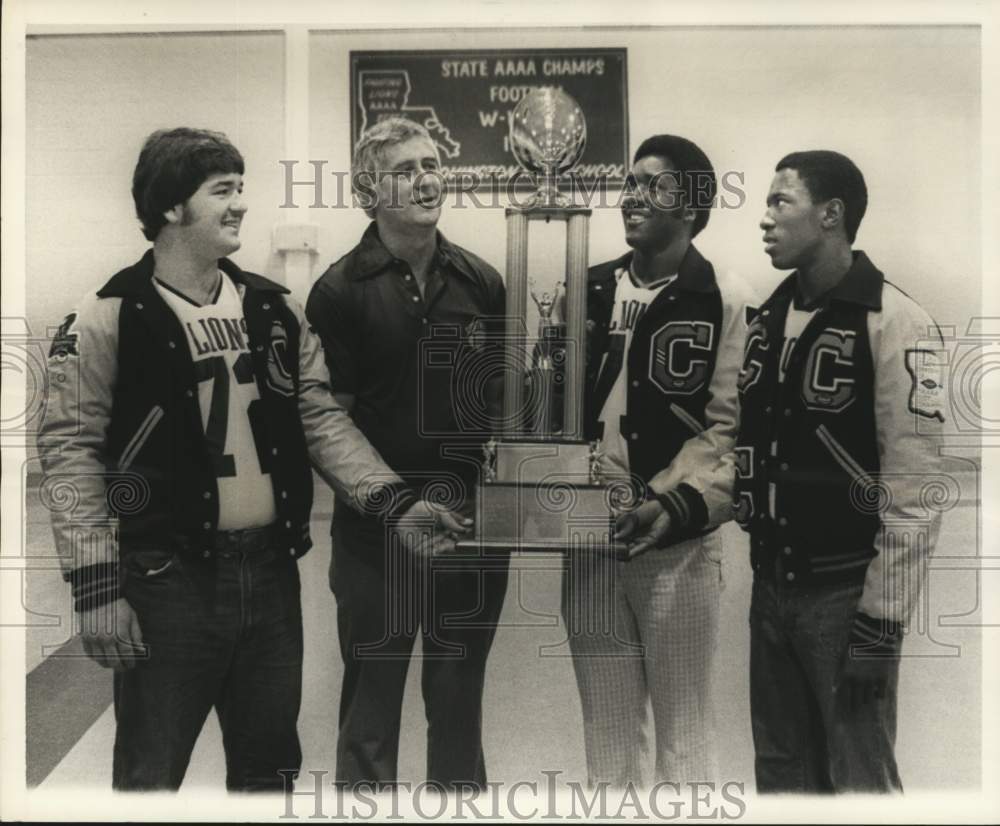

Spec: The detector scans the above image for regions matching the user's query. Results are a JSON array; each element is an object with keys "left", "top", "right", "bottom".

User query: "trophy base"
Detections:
[
  {"left": 455, "top": 538, "right": 628, "bottom": 558},
  {"left": 460, "top": 440, "right": 629, "bottom": 559}
]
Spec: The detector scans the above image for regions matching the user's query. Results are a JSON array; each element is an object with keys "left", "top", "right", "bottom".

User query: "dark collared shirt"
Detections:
[{"left": 306, "top": 223, "right": 505, "bottom": 505}]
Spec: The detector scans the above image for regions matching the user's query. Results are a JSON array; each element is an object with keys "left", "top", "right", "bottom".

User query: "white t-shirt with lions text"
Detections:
[
  {"left": 596, "top": 266, "right": 676, "bottom": 479},
  {"left": 154, "top": 272, "right": 276, "bottom": 529}
]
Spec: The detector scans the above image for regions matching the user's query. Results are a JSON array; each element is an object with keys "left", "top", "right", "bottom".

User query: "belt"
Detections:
[
  {"left": 211, "top": 523, "right": 277, "bottom": 553},
  {"left": 120, "top": 524, "right": 281, "bottom": 566}
]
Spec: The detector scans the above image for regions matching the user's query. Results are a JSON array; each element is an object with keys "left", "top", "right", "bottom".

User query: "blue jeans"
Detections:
[
  {"left": 112, "top": 529, "right": 303, "bottom": 791},
  {"left": 749, "top": 575, "right": 901, "bottom": 793}
]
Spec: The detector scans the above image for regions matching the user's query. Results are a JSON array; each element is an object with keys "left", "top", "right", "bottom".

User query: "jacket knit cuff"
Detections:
[
  {"left": 653, "top": 483, "right": 709, "bottom": 535},
  {"left": 373, "top": 481, "right": 419, "bottom": 522},
  {"left": 849, "top": 611, "right": 904, "bottom": 657},
  {"left": 70, "top": 562, "right": 119, "bottom": 613}
]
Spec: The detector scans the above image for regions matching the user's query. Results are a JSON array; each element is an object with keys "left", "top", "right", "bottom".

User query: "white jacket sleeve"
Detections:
[
  {"left": 647, "top": 271, "right": 759, "bottom": 533},
  {"left": 855, "top": 286, "right": 948, "bottom": 638},
  {"left": 36, "top": 293, "right": 122, "bottom": 605}
]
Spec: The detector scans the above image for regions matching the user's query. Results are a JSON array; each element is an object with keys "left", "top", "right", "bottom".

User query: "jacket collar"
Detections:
[
  {"left": 772, "top": 250, "right": 884, "bottom": 312},
  {"left": 348, "top": 222, "right": 478, "bottom": 283},
  {"left": 674, "top": 244, "right": 719, "bottom": 294},
  {"left": 97, "top": 248, "right": 289, "bottom": 298},
  {"left": 588, "top": 244, "right": 718, "bottom": 294}
]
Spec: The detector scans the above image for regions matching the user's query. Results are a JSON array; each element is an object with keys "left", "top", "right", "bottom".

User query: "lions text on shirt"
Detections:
[
  {"left": 596, "top": 266, "right": 676, "bottom": 479},
  {"left": 768, "top": 300, "right": 819, "bottom": 517},
  {"left": 154, "top": 272, "right": 277, "bottom": 530}
]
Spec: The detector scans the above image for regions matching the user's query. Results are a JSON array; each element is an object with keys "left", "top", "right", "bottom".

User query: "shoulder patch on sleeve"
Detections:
[
  {"left": 905, "top": 348, "right": 946, "bottom": 422},
  {"left": 49, "top": 312, "right": 79, "bottom": 358}
]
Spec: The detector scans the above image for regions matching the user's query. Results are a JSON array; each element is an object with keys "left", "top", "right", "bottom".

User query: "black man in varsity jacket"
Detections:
[
  {"left": 564, "top": 134, "right": 757, "bottom": 786},
  {"left": 736, "top": 150, "right": 947, "bottom": 793}
]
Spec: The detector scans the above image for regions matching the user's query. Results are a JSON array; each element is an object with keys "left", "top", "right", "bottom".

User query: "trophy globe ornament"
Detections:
[{"left": 509, "top": 87, "right": 587, "bottom": 208}]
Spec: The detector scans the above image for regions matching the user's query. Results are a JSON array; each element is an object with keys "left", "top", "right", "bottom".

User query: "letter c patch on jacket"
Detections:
[
  {"left": 802, "top": 328, "right": 857, "bottom": 412},
  {"left": 648, "top": 321, "right": 715, "bottom": 396}
]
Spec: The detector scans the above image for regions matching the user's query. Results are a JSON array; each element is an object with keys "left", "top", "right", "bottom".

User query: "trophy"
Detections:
[{"left": 457, "top": 87, "right": 627, "bottom": 557}]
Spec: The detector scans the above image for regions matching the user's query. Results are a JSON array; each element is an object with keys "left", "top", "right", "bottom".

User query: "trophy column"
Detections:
[
  {"left": 503, "top": 210, "right": 530, "bottom": 438},
  {"left": 563, "top": 211, "right": 589, "bottom": 441},
  {"left": 504, "top": 206, "right": 591, "bottom": 439}
]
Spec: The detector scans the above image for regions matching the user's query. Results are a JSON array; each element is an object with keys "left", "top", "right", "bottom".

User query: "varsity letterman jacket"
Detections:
[
  {"left": 584, "top": 245, "right": 757, "bottom": 542},
  {"left": 37, "top": 250, "right": 412, "bottom": 612},
  {"left": 734, "top": 251, "right": 946, "bottom": 645}
]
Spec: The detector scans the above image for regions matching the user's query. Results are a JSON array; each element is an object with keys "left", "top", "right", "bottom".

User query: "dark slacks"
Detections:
[
  {"left": 113, "top": 530, "right": 303, "bottom": 791},
  {"left": 331, "top": 515, "right": 509, "bottom": 789},
  {"left": 749, "top": 575, "right": 902, "bottom": 793}
]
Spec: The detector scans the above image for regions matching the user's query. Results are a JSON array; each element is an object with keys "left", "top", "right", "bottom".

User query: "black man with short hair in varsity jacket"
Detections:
[
  {"left": 565, "top": 134, "right": 757, "bottom": 786},
  {"left": 736, "top": 150, "right": 947, "bottom": 792}
]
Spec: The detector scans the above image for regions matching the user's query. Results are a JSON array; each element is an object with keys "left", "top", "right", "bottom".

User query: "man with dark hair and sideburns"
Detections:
[
  {"left": 736, "top": 149, "right": 947, "bottom": 792},
  {"left": 38, "top": 127, "right": 453, "bottom": 791}
]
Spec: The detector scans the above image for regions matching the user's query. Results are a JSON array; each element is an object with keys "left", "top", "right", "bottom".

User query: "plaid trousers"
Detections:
[{"left": 562, "top": 531, "right": 723, "bottom": 787}]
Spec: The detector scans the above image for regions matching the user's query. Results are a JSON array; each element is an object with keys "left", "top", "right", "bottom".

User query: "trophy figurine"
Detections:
[
  {"left": 529, "top": 280, "right": 562, "bottom": 330},
  {"left": 457, "top": 87, "right": 626, "bottom": 558},
  {"left": 528, "top": 279, "right": 564, "bottom": 438}
]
